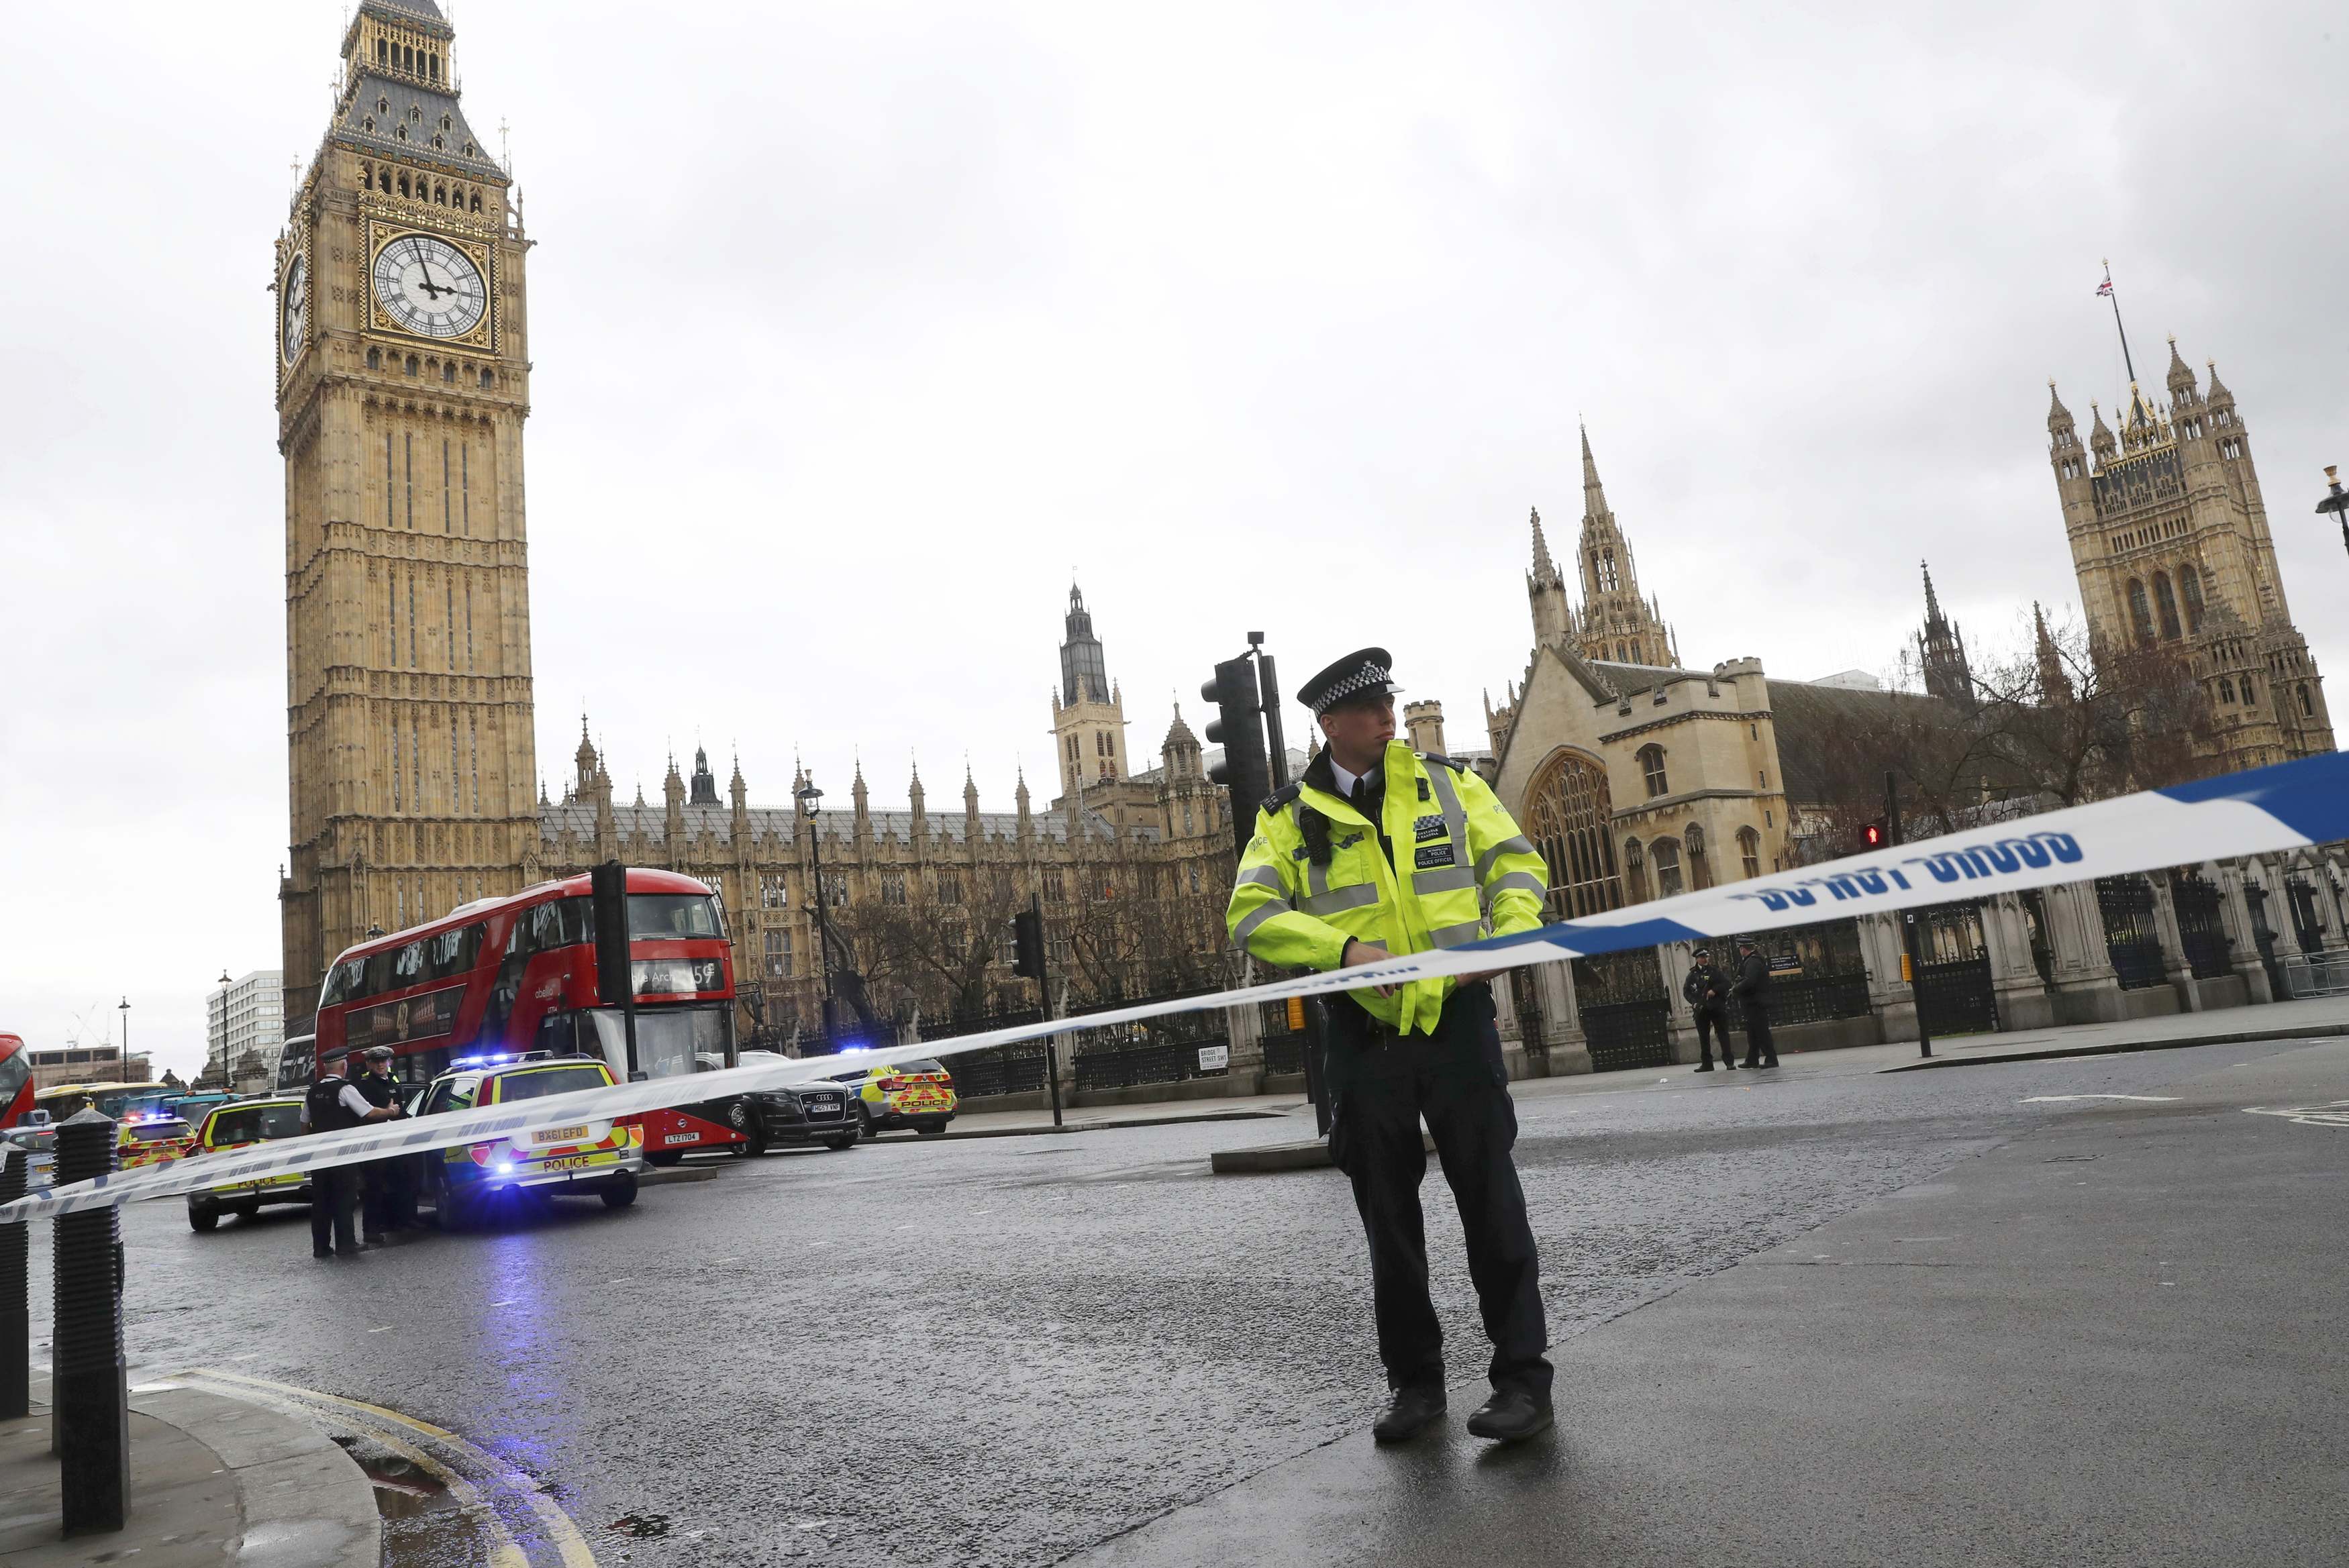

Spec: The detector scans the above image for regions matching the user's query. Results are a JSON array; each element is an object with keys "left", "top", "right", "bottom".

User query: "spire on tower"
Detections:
[
  {"left": 1530, "top": 507, "right": 1557, "bottom": 580},
  {"left": 2047, "top": 380, "right": 2073, "bottom": 431},
  {"left": 1916, "top": 561, "right": 1974, "bottom": 709}
]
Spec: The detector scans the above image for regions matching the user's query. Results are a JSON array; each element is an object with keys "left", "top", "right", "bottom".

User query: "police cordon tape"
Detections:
[{"left": 5, "top": 750, "right": 2344, "bottom": 1225}]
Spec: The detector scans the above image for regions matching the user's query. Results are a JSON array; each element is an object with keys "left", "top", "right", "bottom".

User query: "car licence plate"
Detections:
[
  {"left": 663, "top": 1132, "right": 700, "bottom": 1145},
  {"left": 533, "top": 1125, "right": 590, "bottom": 1145}
]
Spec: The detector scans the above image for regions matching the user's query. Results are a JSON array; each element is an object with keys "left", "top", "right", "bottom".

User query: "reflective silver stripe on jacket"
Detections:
[
  {"left": 1484, "top": 870, "right": 1547, "bottom": 902},
  {"left": 1411, "top": 866, "right": 1477, "bottom": 896},
  {"left": 1474, "top": 834, "right": 1534, "bottom": 883},
  {"left": 1232, "top": 898, "right": 1293, "bottom": 947},
  {"left": 1236, "top": 864, "right": 1287, "bottom": 893},
  {"left": 1428, "top": 918, "right": 1487, "bottom": 949},
  {"left": 1302, "top": 883, "right": 1380, "bottom": 917}
]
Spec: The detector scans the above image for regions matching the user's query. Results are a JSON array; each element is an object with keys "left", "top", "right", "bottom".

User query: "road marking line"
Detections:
[
  {"left": 2019, "top": 1094, "right": 2180, "bottom": 1103},
  {"left": 2242, "top": 1101, "right": 2349, "bottom": 1127},
  {"left": 184, "top": 1367, "right": 599, "bottom": 1568},
  {"left": 179, "top": 1369, "right": 532, "bottom": 1568}
]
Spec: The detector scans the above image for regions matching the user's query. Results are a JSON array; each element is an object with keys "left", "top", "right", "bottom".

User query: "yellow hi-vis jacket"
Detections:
[{"left": 1224, "top": 741, "right": 1551, "bottom": 1035}]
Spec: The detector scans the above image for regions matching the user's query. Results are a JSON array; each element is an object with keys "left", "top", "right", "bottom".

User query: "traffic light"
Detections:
[
  {"left": 1202, "top": 654, "right": 1272, "bottom": 856},
  {"left": 1860, "top": 820, "right": 1887, "bottom": 851},
  {"left": 589, "top": 861, "right": 632, "bottom": 1006},
  {"left": 1010, "top": 906, "right": 1046, "bottom": 984}
]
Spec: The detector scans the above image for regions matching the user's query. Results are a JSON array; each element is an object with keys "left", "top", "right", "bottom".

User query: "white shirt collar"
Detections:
[{"left": 1329, "top": 757, "right": 1362, "bottom": 800}]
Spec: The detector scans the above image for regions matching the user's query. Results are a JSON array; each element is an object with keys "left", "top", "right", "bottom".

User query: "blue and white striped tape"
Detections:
[{"left": 5, "top": 749, "right": 2343, "bottom": 1224}]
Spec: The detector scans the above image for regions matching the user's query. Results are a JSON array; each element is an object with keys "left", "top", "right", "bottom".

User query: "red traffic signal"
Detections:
[{"left": 1860, "top": 821, "right": 1887, "bottom": 850}]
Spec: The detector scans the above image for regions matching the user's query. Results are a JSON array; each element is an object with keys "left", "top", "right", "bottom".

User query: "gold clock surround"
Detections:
[{"left": 363, "top": 215, "right": 497, "bottom": 351}]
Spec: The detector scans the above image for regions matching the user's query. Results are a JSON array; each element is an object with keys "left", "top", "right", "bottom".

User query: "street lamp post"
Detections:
[
  {"left": 795, "top": 779, "right": 839, "bottom": 1041},
  {"left": 2317, "top": 466, "right": 2349, "bottom": 564},
  {"left": 213, "top": 969, "right": 232, "bottom": 1088},
  {"left": 117, "top": 996, "right": 131, "bottom": 1071}
]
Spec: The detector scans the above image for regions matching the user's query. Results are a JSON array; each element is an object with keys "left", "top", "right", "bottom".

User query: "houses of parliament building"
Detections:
[{"left": 270, "top": 0, "right": 1230, "bottom": 1033}]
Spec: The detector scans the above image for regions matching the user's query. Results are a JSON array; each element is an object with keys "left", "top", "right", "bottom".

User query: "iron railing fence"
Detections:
[
  {"left": 2169, "top": 872, "right": 2234, "bottom": 981},
  {"left": 2097, "top": 875, "right": 2168, "bottom": 991}
]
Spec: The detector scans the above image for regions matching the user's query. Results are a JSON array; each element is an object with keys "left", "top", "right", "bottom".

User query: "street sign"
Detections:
[{"left": 1197, "top": 1045, "right": 1229, "bottom": 1073}]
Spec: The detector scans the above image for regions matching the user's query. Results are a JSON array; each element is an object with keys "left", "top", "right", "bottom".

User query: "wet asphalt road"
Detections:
[{"left": 27, "top": 1039, "right": 2323, "bottom": 1566}]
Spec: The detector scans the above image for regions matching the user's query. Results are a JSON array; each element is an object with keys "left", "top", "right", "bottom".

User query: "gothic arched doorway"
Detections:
[{"left": 1522, "top": 749, "right": 1622, "bottom": 919}]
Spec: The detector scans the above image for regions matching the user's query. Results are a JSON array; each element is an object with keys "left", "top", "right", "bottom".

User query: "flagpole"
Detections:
[{"left": 2101, "top": 259, "right": 2140, "bottom": 387}]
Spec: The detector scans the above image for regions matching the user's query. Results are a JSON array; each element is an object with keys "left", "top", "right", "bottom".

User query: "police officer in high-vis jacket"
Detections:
[{"left": 1226, "top": 647, "right": 1556, "bottom": 1445}]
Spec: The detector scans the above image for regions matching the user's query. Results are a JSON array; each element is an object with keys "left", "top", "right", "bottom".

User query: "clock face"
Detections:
[
  {"left": 281, "top": 254, "right": 307, "bottom": 363},
  {"left": 371, "top": 233, "right": 488, "bottom": 339}
]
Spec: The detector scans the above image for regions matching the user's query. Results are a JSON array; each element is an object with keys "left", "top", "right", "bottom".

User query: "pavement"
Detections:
[
  {"left": 23, "top": 1027, "right": 2349, "bottom": 1567},
  {"left": 0, "top": 1374, "right": 378, "bottom": 1567},
  {"left": 1071, "top": 1034, "right": 2349, "bottom": 1567}
]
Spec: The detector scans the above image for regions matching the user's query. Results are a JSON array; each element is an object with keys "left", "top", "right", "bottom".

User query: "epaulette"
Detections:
[
  {"left": 1415, "top": 751, "right": 1469, "bottom": 773},
  {"left": 1264, "top": 780, "right": 1305, "bottom": 811}
]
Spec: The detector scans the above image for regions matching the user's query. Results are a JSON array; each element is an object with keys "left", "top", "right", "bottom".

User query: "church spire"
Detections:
[
  {"left": 1568, "top": 425, "right": 1677, "bottom": 668},
  {"left": 1916, "top": 560, "right": 1975, "bottom": 709}
]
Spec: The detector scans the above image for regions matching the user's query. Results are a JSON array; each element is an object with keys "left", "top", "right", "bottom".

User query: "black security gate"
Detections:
[
  {"left": 1912, "top": 903, "right": 1997, "bottom": 1037},
  {"left": 1726, "top": 919, "right": 1873, "bottom": 1037},
  {"left": 2097, "top": 875, "right": 2167, "bottom": 990},
  {"left": 2285, "top": 874, "right": 2326, "bottom": 954},
  {"left": 1573, "top": 949, "right": 1672, "bottom": 1073},
  {"left": 2168, "top": 872, "right": 2233, "bottom": 981},
  {"left": 931, "top": 1008, "right": 1049, "bottom": 1098},
  {"left": 1072, "top": 988, "right": 1230, "bottom": 1091},
  {"left": 1258, "top": 998, "right": 1311, "bottom": 1078}
]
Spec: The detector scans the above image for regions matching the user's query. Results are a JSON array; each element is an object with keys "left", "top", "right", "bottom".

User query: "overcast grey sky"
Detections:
[{"left": 5, "top": 2, "right": 2344, "bottom": 1080}]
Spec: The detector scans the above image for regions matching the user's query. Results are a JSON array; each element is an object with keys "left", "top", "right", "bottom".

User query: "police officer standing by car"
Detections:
[
  {"left": 1224, "top": 648, "right": 1556, "bottom": 1445},
  {"left": 350, "top": 1046, "right": 412, "bottom": 1241},
  {"left": 301, "top": 1047, "right": 403, "bottom": 1259}
]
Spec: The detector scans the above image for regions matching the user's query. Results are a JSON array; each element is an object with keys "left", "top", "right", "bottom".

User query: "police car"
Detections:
[
  {"left": 117, "top": 1113, "right": 197, "bottom": 1171},
  {"left": 413, "top": 1051, "right": 646, "bottom": 1229},
  {"left": 184, "top": 1095, "right": 311, "bottom": 1232},
  {"left": 828, "top": 1057, "right": 958, "bottom": 1139}
]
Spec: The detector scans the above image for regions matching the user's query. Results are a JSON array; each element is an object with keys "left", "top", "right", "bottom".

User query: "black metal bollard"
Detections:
[
  {"left": 52, "top": 1108, "right": 127, "bottom": 1536},
  {"left": 1, "top": 1141, "right": 26, "bottom": 1420}
]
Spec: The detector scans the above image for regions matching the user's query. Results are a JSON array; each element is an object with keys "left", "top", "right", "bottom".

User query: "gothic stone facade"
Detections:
[
  {"left": 276, "top": 0, "right": 540, "bottom": 1025},
  {"left": 2047, "top": 345, "right": 2334, "bottom": 770}
]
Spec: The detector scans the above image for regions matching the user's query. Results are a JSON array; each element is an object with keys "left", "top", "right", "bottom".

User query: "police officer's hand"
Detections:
[{"left": 1340, "top": 939, "right": 1399, "bottom": 996}]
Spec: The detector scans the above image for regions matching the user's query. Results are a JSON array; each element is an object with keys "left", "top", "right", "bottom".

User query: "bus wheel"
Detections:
[
  {"left": 187, "top": 1203, "right": 219, "bottom": 1233},
  {"left": 646, "top": 1151, "right": 683, "bottom": 1168},
  {"left": 600, "top": 1173, "right": 638, "bottom": 1210}
]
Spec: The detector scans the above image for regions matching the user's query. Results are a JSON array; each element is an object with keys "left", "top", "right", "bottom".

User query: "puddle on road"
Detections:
[{"left": 333, "top": 1432, "right": 489, "bottom": 1567}]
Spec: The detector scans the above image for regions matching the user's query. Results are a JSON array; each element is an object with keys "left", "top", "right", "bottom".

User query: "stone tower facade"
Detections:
[
  {"left": 1050, "top": 582, "right": 1130, "bottom": 796},
  {"left": 1915, "top": 562, "right": 1975, "bottom": 707},
  {"left": 276, "top": 0, "right": 538, "bottom": 1025},
  {"left": 2048, "top": 344, "right": 2334, "bottom": 771},
  {"left": 1568, "top": 428, "right": 1679, "bottom": 668}
]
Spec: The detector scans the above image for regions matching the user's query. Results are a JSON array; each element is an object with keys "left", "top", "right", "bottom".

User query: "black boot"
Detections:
[
  {"left": 1372, "top": 1385, "right": 1447, "bottom": 1445},
  {"left": 1466, "top": 1388, "right": 1554, "bottom": 1443},
  {"left": 1694, "top": 1061, "right": 1714, "bottom": 1073}
]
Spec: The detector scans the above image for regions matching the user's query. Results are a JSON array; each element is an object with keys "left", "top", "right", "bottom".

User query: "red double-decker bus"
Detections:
[
  {"left": 312, "top": 868, "right": 745, "bottom": 1158},
  {"left": 0, "top": 1034, "right": 32, "bottom": 1130}
]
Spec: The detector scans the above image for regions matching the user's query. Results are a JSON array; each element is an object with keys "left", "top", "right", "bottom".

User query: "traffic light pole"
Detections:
[
  {"left": 1248, "top": 633, "right": 1288, "bottom": 789},
  {"left": 1035, "top": 897, "right": 1062, "bottom": 1129},
  {"left": 1887, "top": 772, "right": 1933, "bottom": 1060}
]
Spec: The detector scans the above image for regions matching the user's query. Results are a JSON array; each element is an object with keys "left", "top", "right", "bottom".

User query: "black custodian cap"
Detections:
[{"left": 1298, "top": 647, "right": 1401, "bottom": 715}]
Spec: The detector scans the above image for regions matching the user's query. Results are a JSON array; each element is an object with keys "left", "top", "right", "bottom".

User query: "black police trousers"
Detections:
[
  {"left": 1323, "top": 985, "right": 1552, "bottom": 1397},
  {"left": 1692, "top": 1005, "right": 1732, "bottom": 1065},
  {"left": 310, "top": 1167, "right": 357, "bottom": 1257},
  {"left": 1740, "top": 998, "right": 1775, "bottom": 1064}
]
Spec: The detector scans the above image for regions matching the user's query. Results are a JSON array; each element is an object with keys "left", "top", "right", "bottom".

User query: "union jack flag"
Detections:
[{"left": 2096, "top": 277, "right": 2114, "bottom": 297}]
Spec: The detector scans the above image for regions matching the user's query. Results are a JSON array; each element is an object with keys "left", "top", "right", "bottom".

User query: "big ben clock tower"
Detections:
[{"left": 276, "top": 0, "right": 540, "bottom": 1027}]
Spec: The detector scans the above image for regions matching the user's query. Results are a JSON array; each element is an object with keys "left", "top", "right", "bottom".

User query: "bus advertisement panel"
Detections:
[{"left": 311, "top": 868, "right": 745, "bottom": 1157}]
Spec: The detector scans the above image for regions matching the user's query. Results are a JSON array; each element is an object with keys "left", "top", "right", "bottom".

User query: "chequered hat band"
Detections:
[{"left": 1312, "top": 664, "right": 1395, "bottom": 715}]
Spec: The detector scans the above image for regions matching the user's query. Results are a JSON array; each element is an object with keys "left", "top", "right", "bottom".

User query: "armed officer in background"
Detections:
[
  {"left": 351, "top": 1046, "right": 412, "bottom": 1241},
  {"left": 1225, "top": 648, "right": 1556, "bottom": 1445},
  {"left": 301, "top": 1046, "right": 403, "bottom": 1259}
]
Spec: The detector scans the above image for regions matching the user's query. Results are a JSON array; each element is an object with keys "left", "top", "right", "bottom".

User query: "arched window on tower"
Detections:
[
  {"left": 2179, "top": 564, "right": 2205, "bottom": 633},
  {"left": 1636, "top": 744, "right": 1668, "bottom": 798},
  {"left": 442, "top": 361, "right": 456, "bottom": 384},
  {"left": 2126, "top": 578, "right": 2156, "bottom": 644},
  {"left": 478, "top": 367, "right": 493, "bottom": 388},
  {"left": 1737, "top": 825, "right": 1762, "bottom": 880},
  {"left": 365, "top": 346, "right": 382, "bottom": 370},
  {"left": 1622, "top": 837, "right": 1650, "bottom": 904},
  {"left": 2242, "top": 675, "right": 2258, "bottom": 708},
  {"left": 2299, "top": 682, "right": 2314, "bottom": 717},
  {"left": 1521, "top": 750, "right": 1619, "bottom": 918},
  {"left": 469, "top": 191, "right": 483, "bottom": 213},
  {"left": 2219, "top": 676, "right": 2236, "bottom": 704},
  {"left": 2152, "top": 572, "right": 2183, "bottom": 641},
  {"left": 376, "top": 38, "right": 387, "bottom": 62},
  {"left": 1684, "top": 823, "right": 1711, "bottom": 890},
  {"left": 1650, "top": 835, "right": 1683, "bottom": 898}
]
